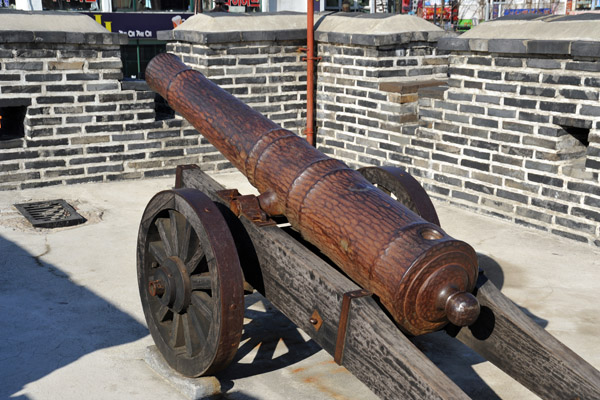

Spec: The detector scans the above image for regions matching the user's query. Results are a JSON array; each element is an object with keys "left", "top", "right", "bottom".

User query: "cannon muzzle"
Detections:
[{"left": 145, "top": 53, "right": 480, "bottom": 335}]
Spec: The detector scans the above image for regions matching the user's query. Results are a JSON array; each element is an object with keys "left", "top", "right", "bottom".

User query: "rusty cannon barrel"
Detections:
[{"left": 145, "top": 53, "right": 479, "bottom": 336}]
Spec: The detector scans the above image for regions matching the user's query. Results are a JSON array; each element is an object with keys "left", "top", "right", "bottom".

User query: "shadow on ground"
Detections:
[
  {"left": 217, "top": 292, "right": 321, "bottom": 393},
  {"left": 0, "top": 235, "right": 148, "bottom": 399}
]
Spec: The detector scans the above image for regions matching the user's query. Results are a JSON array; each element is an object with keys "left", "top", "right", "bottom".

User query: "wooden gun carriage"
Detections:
[{"left": 137, "top": 53, "right": 600, "bottom": 399}]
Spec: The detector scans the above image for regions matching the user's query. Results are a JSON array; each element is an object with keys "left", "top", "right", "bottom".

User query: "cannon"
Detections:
[{"left": 137, "top": 53, "right": 600, "bottom": 398}]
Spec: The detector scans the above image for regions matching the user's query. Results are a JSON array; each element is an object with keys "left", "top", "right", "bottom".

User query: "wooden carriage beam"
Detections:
[
  {"left": 179, "top": 167, "right": 471, "bottom": 400},
  {"left": 454, "top": 274, "right": 600, "bottom": 400}
]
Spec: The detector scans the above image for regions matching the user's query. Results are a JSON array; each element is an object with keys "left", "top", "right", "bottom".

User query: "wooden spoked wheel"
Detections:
[
  {"left": 137, "top": 188, "right": 244, "bottom": 377},
  {"left": 358, "top": 166, "right": 441, "bottom": 227}
]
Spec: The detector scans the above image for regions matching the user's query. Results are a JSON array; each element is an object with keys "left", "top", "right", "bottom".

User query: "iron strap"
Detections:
[{"left": 334, "top": 289, "right": 373, "bottom": 365}]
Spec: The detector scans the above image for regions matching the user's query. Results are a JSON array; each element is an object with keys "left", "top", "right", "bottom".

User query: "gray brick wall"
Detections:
[
  {"left": 314, "top": 32, "right": 448, "bottom": 167},
  {"left": 165, "top": 39, "right": 307, "bottom": 135},
  {"left": 410, "top": 38, "right": 600, "bottom": 247},
  {"left": 3, "top": 13, "right": 597, "bottom": 247},
  {"left": 0, "top": 33, "right": 228, "bottom": 190}
]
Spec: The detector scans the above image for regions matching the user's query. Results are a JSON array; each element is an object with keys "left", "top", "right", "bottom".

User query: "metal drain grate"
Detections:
[{"left": 14, "top": 199, "right": 86, "bottom": 228}]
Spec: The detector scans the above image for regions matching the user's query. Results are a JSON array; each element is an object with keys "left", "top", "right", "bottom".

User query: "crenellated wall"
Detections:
[
  {"left": 1, "top": 11, "right": 598, "bottom": 247},
  {"left": 0, "top": 10, "right": 220, "bottom": 190},
  {"left": 157, "top": 13, "right": 449, "bottom": 175},
  {"left": 410, "top": 16, "right": 600, "bottom": 246},
  {"left": 313, "top": 14, "right": 448, "bottom": 166}
]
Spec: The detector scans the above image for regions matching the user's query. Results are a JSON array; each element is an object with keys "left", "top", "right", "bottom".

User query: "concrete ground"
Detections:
[{"left": 0, "top": 170, "right": 598, "bottom": 400}]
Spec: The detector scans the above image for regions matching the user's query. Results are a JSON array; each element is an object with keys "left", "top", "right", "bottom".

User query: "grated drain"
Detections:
[{"left": 14, "top": 199, "right": 86, "bottom": 228}]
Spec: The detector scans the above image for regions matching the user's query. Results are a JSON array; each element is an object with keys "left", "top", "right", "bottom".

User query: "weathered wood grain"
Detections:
[
  {"left": 454, "top": 274, "right": 600, "bottom": 400},
  {"left": 181, "top": 168, "right": 471, "bottom": 400}
]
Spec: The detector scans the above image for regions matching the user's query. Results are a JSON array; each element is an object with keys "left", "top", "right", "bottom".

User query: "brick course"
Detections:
[
  {"left": 408, "top": 39, "right": 600, "bottom": 246},
  {"left": 2, "top": 12, "right": 598, "bottom": 247},
  {"left": 0, "top": 32, "right": 224, "bottom": 190},
  {"left": 315, "top": 31, "right": 447, "bottom": 167}
]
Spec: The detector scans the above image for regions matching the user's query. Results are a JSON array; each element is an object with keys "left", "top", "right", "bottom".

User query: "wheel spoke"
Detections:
[
  {"left": 156, "top": 218, "right": 175, "bottom": 257},
  {"left": 169, "top": 210, "right": 191, "bottom": 260},
  {"left": 191, "top": 272, "right": 212, "bottom": 291},
  {"left": 183, "top": 313, "right": 203, "bottom": 357},
  {"left": 189, "top": 305, "right": 212, "bottom": 343},
  {"left": 188, "top": 304, "right": 209, "bottom": 340},
  {"left": 169, "top": 210, "right": 179, "bottom": 254},
  {"left": 180, "top": 221, "right": 193, "bottom": 262},
  {"left": 186, "top": 246, "right": 205, "bottom": 274},
  {"left": 191, "top": 291, "right": 214, "bottom": 333},
  {"left": 157, "top": 304, "right": 171, "bottom": 323},
  {"left": 170, "top": 313, "right": 185, "bottom": 348},
  {"left": 149, "top": 241, "right": 168, "bottom": 265}
]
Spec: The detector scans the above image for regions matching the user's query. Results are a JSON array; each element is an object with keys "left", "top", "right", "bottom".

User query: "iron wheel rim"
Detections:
[{"left": 137, "top": 188, "right": 244, "bottom": 377}]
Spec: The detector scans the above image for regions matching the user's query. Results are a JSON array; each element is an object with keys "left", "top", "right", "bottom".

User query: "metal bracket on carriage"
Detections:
[
  {"left": 216, "top": 189, "right": 277, "bottom": 227},
  {"left": 334, "top": 289, "right": 373, "bottom": 365}
]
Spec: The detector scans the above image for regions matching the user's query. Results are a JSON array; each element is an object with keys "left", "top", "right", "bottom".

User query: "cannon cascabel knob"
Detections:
[{"left": 445, "top": 291, "right": 480, "bottom": 327}]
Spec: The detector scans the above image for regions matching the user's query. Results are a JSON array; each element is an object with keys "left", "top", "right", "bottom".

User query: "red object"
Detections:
[
  {"left": 225, "top": 0, "right": 260, "bottom": 6},
  {"left": 423, "top": 5, "right": 457, "bottom": 21},
  {"left": 305, "top": 2, "right": 315, "bottom": 146}
]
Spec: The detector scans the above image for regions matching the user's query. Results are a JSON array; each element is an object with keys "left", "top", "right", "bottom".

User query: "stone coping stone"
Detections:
[
  {"left": 158, "top": 11, "right": 307, "bottom": 43},
  {"left": 439, "top": 14, "right": 600, "bottom": 57},
  {"left": 157, "top": 11, "right": 444, "bottom": 46},
  {"left": 315, "top": 13, "right": 444, "bottom": 46},
  {"left": 380, "top": 79, "right": 447, "bottom": 94},
  {"left": 0, "top": 10, "right": 127, "bottom": 44}
]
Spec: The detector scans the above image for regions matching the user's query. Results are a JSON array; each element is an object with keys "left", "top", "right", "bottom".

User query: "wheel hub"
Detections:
[{"left": 149, "top": 256, "right": 191, "bottom": 314}]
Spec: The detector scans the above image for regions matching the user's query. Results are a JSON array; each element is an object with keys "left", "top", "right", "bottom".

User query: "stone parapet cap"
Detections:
[
  {"left": 315, "top": 13, "right": 444, "bottom": 46},
  {"left": 158, "top": 12, "right": 445, "bottom": 46},
  {"left": 0, "top": 10, "right": 127, "bottom": 44},
  {"left": 158, "top": 28, "right": 306, "bottom": 44},
  {"left": 439, "top": 37, "right": 600, "bottom": 58},
  {"left": 158, "top": 12, "right": 307, "bottom": 43},
  {"left": 0, "top": 30, "right": 128, "bottom": 45},
  {"left": 440, "top": 14, "right": 600, "bottom": 57}
]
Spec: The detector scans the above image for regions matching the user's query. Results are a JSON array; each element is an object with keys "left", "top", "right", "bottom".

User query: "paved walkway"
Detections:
[{"left": 0, "top": 171, "right": 598, "bottom": 400}]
